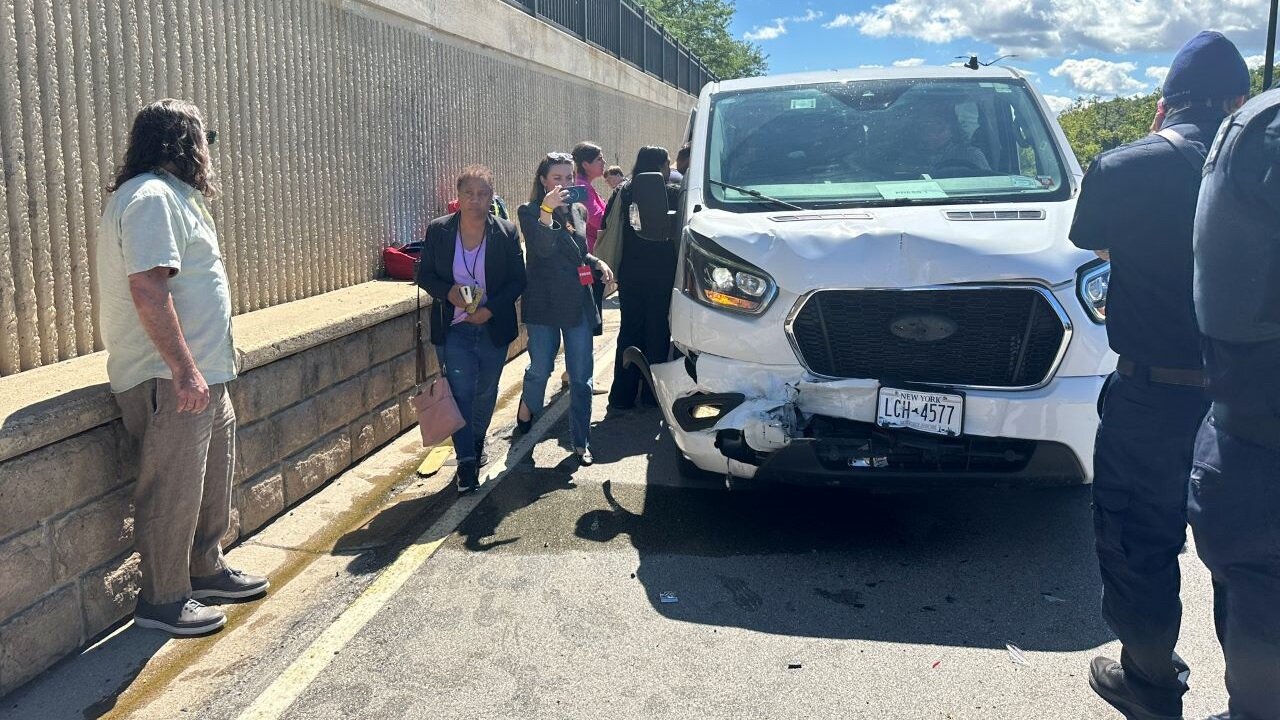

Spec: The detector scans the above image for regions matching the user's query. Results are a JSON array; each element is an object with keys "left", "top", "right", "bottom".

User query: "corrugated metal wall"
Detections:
[{"left": 0, "top": 0, "right": 690, "bottom": 376}]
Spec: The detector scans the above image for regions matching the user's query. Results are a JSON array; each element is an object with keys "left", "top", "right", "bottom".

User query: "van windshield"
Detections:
[{"left": 704, "top": 78, "right": 1071, "bottom": 211}]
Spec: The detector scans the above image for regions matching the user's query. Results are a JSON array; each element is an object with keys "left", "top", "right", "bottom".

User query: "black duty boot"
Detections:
[{"left": 1089, "top": 656, "right": 1184, "bottom": 720}]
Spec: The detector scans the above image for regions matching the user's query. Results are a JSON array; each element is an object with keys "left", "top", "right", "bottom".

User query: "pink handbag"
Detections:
[
  {"left": 411, "top": 284, "right": 465, "bottom": 446},
  {"left": 411, "top": 376, "right": 465, "bottom": 447}
]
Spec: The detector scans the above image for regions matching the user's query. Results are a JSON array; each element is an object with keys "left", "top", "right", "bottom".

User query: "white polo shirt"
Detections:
[{"left": 96, "top": 170, "right": 237, "bottom": 393}]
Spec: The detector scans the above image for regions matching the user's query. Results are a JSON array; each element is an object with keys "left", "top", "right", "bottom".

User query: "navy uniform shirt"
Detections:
[
  {"left": 1196, "top": 98, "right": 1280, "bottom": 447},
  {"left": 1069, "top": 107, "right": 1229, "bottom": 369}
]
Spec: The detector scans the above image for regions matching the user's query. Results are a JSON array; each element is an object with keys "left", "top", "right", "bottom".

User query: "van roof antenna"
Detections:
[{"left": 955, "top": 54, "right": 1018, "bottom": 70}]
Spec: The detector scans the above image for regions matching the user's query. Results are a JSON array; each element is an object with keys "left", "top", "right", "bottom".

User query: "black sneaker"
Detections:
[
  {"left": 191, "top": 568, "right": 270, "bottom": 601},
  {"left": 134, "top": 598, "right": 226, "bottom": 636},
  {"left": 574, "top": 447, "right": 594, "bottom": 466},
  {"left": 475, "top": 440, "right": 490, "bottom": 467},
  {"left": 1088, "top": 656, "right": 1183, "bottom": 720},
  {"left": 457, "top": 461, "right": 479, "bottom": 493}
]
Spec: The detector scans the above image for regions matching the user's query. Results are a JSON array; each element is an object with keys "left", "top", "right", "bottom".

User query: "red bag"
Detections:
[{"left": 383, "top": 241, "right": 422, "bottom": 280}]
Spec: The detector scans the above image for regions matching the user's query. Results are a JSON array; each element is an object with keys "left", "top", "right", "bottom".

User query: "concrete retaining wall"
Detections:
[
  {"left": 0, "top": 0, "right": 691, "bottom": 376},
  {"left": 0, "top": 280, "right": 490, "bottom": 695}
]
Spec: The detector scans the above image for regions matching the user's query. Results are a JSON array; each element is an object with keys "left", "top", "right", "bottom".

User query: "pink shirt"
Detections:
[{"left": 577, "top": 174, "right": 607, "bottom": 251}]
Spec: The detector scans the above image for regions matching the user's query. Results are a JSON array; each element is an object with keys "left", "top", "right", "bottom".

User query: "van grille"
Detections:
[{"left": 787, "top": 287, "right": 1068, "bottom": 388}]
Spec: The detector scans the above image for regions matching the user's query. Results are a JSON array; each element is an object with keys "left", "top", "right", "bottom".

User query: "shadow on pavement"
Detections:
[{"left": 564, "top": 407, "right": 1113, "bottom": 653}]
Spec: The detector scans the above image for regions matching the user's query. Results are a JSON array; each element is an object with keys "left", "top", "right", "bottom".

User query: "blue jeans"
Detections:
[
  {"left": 522, "top": 312, "right": 595, "bottom": 450},
  {"left": 1189, "top": 416, "right": 1280, "bottom": 720},
  {"left": 438, "top": 323, "right": 508, "bottom": 463}
]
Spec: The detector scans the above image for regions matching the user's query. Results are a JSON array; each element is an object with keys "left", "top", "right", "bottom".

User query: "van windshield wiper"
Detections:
[{"left": 708, "top": 178, "right": 804, "bottom": 211}]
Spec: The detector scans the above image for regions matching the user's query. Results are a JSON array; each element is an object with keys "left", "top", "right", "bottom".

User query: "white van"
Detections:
[{"left": 634, "top": 66, "right": 1115, "bottom": 487}]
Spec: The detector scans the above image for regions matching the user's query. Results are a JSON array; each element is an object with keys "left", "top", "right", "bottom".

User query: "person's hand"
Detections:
[
  {"left": 1095, "top": 249, "right": 1111, "bottom": 261},
  {"left": 447, "top": 284, "right": 468, "bottom": 309},
  {"left": 596, "top": 261, "right": 615, "bottom": 284},
  {"left": 1150, "top": 99, "right": 1167, "bottom": 133},
  {"left": 172, "top": 365, "right": 210, "bottom": 414},
  {"left": 542, "top": 185, "right": 567, "bottom": 212},
  {"left": 464, "top": 307, "right": 493, "bottom": 325}
]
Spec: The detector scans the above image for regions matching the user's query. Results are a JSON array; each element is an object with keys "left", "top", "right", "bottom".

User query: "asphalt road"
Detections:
[
  {"left": 3, "top": 309, "right": 1230, "bottom": 720},
  {"left": 276, "top": 402, "right": 1228, "bottom": 719}
]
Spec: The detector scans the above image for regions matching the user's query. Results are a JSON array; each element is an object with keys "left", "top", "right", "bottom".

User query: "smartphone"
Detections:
[{"left": 563, "top": 185, "right": 590, "bottom": 204}]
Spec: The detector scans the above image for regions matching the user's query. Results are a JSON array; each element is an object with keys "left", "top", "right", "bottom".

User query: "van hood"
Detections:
[{"left": 686, "top": 204, "right": 1094, "bottom": 289}]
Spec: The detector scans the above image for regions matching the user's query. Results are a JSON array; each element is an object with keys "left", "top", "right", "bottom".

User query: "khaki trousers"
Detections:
[{"left": 117, "top": 379, "right": 234, "bottom": 604}]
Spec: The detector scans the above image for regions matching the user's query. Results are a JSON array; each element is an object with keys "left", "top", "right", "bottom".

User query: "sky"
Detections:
[{"left": 729, "top": 0, "right": 1277, "bottom": 113}]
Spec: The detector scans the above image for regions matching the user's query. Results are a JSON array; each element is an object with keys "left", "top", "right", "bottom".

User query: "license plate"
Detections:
[{"left": 876, "top": 386, "right": 964, "bottom": 437}]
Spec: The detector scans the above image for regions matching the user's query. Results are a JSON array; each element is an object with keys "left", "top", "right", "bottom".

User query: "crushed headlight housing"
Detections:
[
  {"left": 1076, "top": 259, "right": 1109, "bottom": 323},
  {"left": 682, "top": 230, "right": 776, "bottom": 315}
]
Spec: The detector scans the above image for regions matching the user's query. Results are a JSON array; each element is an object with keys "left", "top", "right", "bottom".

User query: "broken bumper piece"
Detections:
[{"left": 651, "top": 352, "right": 1101, "bottom": 486}]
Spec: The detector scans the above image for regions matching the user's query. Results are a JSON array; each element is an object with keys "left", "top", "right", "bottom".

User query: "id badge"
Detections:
[{"left": 577, "top": 264, "right": 593, "bottom": 286}]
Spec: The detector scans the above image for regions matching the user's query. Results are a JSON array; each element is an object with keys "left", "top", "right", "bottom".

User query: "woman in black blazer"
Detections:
[
  {"left": 416, "top": 165, "right": 526, "bottom": 492},
  {"left": 515, "top": 152, "right": 614, "bottom": 465}
]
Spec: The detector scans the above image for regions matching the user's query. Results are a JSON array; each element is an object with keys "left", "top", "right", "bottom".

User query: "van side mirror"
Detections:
[{"left": 629, "top": 172, "right": 678, "bottom": 242}]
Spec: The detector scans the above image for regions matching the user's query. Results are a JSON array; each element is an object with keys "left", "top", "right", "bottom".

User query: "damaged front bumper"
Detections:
[{"left": 648, "top": 352, "right": 1102, "bottom": 487}]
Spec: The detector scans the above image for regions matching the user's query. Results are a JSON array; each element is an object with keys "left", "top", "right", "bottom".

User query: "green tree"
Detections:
[
  {"left": 1057, "top": 65, "right": 1270, "bottom": 168},
  {"left": 1058, "top": 93, "right": 1159, "bottom": 168},
  {"left": 633, "top": 0, "right": 768, "bottom": 80}
]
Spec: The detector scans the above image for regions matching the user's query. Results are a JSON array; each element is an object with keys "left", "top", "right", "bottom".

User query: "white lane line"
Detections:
[{"left": 235, "top": 343, "right": 616, "bottom": 720}]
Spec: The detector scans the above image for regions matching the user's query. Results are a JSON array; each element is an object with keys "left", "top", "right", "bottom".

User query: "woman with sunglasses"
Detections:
[
  {"left": 572, "top": 141, "right": 610, "bottom": 339},
  {"left": 515, "top": 152, "right": 615, "bottom": 465}
]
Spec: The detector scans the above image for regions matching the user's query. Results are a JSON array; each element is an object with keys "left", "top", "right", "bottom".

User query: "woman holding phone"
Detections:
[
  {"left": 515, "top": 152, "right": 614, "bottom": 465},
  {"left": 417, "top": 165, "right": 527, "bottom": 492}
]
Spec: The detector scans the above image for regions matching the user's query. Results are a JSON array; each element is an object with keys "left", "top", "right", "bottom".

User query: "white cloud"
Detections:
[
  {"left": 744, "top": 10, "right": 824, "bottom": 42},
  {"left": 823, "top": 13, "right": 858, "bottom": 29},
  {"left": 1043, "top": 94, "right": 1076, "bottom": 115},
  {"left": 1245, "top": 54, "right": 1275, "bottom": 68},
  {"left": 1050, "top": 58, "right": 1146, "bottom": 96},
  {"left": 822, "top": 0, "right": 1271, "bottom": 58},
  {"left": 858, "top": 64, "right": 886, "bottom": 69},
  {"left": 744, "top": 19, "right": 787, "bottom": 41},
  {"left": 1145, "top": 66, "right": 1170, "bottom": 85},
  {"left": 893, "top": 57, "right": 927, "bottom": 67}
]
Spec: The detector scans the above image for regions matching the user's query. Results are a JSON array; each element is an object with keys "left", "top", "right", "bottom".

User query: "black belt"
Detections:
[{"left": 1116, "top": 358, "right": 1206, "bottom": 387}]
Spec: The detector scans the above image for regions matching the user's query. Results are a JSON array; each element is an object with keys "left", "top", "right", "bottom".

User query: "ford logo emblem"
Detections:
[{"left": 889, "top": 314, "right": 957, "bottom": 342}]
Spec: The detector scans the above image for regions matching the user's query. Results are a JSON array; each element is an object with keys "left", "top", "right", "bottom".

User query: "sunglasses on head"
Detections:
[
  {"left": 546, "top": 152, "right": 572, "bottom": 161},
  {"left": 205, "top": 130, "right": 218, "bottom": 146}
]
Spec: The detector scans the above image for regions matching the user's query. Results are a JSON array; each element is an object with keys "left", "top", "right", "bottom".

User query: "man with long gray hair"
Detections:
[{"left": 97, "top": 99, "right": 267, "bottom": 635}]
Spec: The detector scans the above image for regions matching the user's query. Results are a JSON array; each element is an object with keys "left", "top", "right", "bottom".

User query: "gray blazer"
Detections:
[{"left": 517, "top": 202, "right": 602, "bottom": 329}]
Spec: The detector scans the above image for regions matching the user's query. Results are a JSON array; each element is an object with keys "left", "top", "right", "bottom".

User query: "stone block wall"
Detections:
[{"left": 0, "top": 281, "right": 506, "bottom": 696}]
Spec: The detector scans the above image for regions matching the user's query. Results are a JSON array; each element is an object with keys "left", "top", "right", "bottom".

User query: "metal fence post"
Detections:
[
  {"left": 639, "top": 5, "right": 647, "bottom": 71},
  {"left": 616, "top": 0, "right": 623, "bottom": 58},
  {"left": 580, "top": 0, "right": 588, "bottom": 39}
]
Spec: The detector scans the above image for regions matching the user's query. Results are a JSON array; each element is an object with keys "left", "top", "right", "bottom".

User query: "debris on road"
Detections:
[
  {"left": 659, "top": 592, "right": 679, "bottom": 604},
  {"left": 932, "top": 660, "right": 942, "bottom": 669},
  {"left": 1006, "top": 643, "right": 1030, "bottom": 666},
  {"left": 787, "top": 663, "right": 802, "bottom": 670},
  {"left": 1041, "top": 593, "right": 1067, "bottom": 604}
]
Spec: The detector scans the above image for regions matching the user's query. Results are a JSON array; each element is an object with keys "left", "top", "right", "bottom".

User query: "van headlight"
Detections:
[
  {"left": 1076, "top": 259, "right": 1109, "bottom": 323},
  {"left": 683, "top": 231, "right": 776, "bottom": 315}
]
